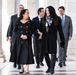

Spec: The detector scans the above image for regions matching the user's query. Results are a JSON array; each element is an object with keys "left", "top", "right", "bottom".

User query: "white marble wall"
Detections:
[
  {"left": 0, "top": 0, "right": 6, "bottom": 62},
  {"left": 47, "top": 0, "right": 60, "bottom": 14},
  {"left": 27, "top": 0, "right": 38, "bottom": 18},
  {"left": 0, "top": 0, "right": 2, "bottom": 55},
  {"left": 2, "top": 0, "right": 15, "bottom": 60},
  {"left": 65, "top": 0, "right": 76, "bottom": 55}
]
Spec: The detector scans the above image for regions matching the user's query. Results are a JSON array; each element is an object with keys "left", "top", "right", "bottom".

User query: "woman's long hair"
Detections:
[
  {"left": 44, "top": 6, "right": 59, "bottom": 26},
  {"left": 19, "top": 9, "right": 28, "bottom": 20}
]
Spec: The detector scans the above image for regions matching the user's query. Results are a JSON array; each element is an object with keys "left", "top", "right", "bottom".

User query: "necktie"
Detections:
[{"left": 62, "top": 16, "right": 65, "bottom": 28}]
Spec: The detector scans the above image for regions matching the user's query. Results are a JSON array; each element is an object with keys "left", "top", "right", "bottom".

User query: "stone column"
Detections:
[
  {"left": 2, "top": 0, "right": 16, "bottom": 61},
  {"left": 15, "top": 0, "right": 20, "bottom": 13},
  {"left": 0, "top": 0, "right": 6, "bottom": 62},
  {"left": 27, "top": 0, "right": 37, "bottom": 18},
  {"left": 65, "top": 0, "right": 76, "bottom": 55},
  {"left": 47, "top": 0, "right": 60, "bottom": 14},
  {"left": 20, "top": 0, "right": 27, "bottom": 8}
]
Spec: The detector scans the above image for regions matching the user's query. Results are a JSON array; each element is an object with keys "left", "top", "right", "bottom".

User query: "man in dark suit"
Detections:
[
  {"left": 32, "top": 8, "right": 44, "bottom": 68},
  {"left": 58, "top": 6, "right": 73, "bottom": 67},
  {"left": 6, "top": 4, "right": 24, "bottom": 69}
]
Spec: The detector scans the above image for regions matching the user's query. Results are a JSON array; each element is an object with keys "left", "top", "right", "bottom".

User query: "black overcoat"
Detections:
[
  {"left": 10, "top": 20, "right": 34, "bottom": 64},
  {"left": 39, "top": 17, "right": 65, "bottom": 54}
]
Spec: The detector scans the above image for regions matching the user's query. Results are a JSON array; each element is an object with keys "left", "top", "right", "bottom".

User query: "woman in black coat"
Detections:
[
  {"left": 10, "top": 9, "right": 34, "bottom": 74},
  {"left": 38, "top": 6, "right": 65, "bottom": 74}
]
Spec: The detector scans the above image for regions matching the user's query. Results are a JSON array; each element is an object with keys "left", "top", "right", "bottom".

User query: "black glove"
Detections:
[{"left": 60, "top": 42, "right": 65, "bottom": 48}]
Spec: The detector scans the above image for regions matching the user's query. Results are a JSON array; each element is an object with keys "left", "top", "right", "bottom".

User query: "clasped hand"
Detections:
[{"left": 21, "top": 34, "right": 27, "bottom": 40}]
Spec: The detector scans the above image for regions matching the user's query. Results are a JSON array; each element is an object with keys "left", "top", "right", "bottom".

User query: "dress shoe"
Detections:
[
  {"left": 63, "top": 62, "right": 66, "bottom": 66},
  {"left": 40, "top": 62, "right": 44, "bottom": 66},
  {"left": 58, "top": 62, "right": 63, "bottom": 67},
  {"left": 19, "top": 68, "right": 24, "bottom": 74},
  {"left": 36, "top": 64, "right": 40, "bottom": 68},
  {"left": 46, "top": 68, "right": 50, "bottom": 73},
  {"left": 50, "top": 69, "right": 54, "bottom": 74}
]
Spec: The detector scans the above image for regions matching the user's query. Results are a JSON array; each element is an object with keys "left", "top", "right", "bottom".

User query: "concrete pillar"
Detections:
[
  {"left": 2, "top": 0, "right": 16, "bottom": 61},
  {"left": 27, "top": 0, "right": 37, "bottom": 18},
  {"left": 47, "top": 0, "right": 60, "bottom": 14},
  {"left": 15, "top": 0, "right": 20, "bottom": 13},
  {"left": 65, "top": 0, "right": 76, "bottom": 55},
  {"left": 0, "top": 0, "right": 6, "bottom": 62},
  {"left": 20, "top": 0, "right": 27, "bottom": 8}
]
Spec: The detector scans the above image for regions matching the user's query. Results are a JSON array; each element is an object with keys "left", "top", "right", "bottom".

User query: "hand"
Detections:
[
  {"left": 6, "top": 37, "right": 9, "bottom": 41},
  {"left": 21, "top": 34, "right": 24, "bottom": 39},
  {"left": 37, "top": 30, "right": 43, "bottom": 35},
  {"left": 69, "top": 37, "right": 72, "bottom": 41},
  {"left": 39, "top": 35, "right": 42, "bottom": 39},
  {"left": 9, "top": 36, "right": 12, "bottom": 42},
  {"left": 21, "top": 35, "right": 27, "bottom": 40},
  {"left": 23, "top": 35, "right": 27, "bottom": 39}
]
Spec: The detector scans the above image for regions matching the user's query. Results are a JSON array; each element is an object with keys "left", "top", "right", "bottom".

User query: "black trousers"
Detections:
[
  {"left": 10, "top": 42, "right": 20, "bottom": 66},
  {"left": 34, "top": 39, "right": 44, "bottom": 65},
  {"left": 45, "top": 53, "right": 56, "bottom": 70}
]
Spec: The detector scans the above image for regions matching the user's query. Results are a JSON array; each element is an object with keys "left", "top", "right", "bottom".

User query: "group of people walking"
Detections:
[{"left": 6, "top": 4, "right": 73, "bottom": 74}]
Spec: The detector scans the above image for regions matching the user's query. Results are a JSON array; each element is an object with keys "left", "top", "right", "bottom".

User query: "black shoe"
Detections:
[
  {"left": 46, "top": 68, "right": 50, "bottom": 73},
  {"left": 63, "top": 62, "right": 66, "bottom": 66},
  {"left": 40, "top": 62, "right": 44, "bottom": 66},
  {"left": 19, "top": 71, "right": 24, "bottom": 74},
  {"left": 13, "top": 63, "right": 17, "bottom": 68},
  {"left": 18, "top": 65, "right": 21, "bottom": 69},
  {"left": 36, "top": 64, "right": 40, "bottom": 68},
  {"left": 19, "top": 69, "right": 24, "bottom": 74},
  {"left": 58, "top": 62, "right": 63, "bottom": 67},
  {"left": 50, "top": 69, "right": 54, "bottom": 74}
]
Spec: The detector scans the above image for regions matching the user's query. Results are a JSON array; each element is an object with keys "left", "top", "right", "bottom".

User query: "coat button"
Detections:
[
  {"left": 20, "top": 26, "right": 22, "bottom": 28},
  {"left": 26, "top": 31, "right": 28, "bottom": 33},
  {"left": 21, "top": 31, "right": 23, "bottom": 32},
  {"left": 21, "top": 42, "right": 23, "bottom": 43},
  {"left": 26, "top": 26, "right": 28, "bottom": 28}
]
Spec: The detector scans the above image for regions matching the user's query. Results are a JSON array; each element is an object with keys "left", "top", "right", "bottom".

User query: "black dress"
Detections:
[{"left": 10, "top": 20, "right": 34, "bottom": 65}]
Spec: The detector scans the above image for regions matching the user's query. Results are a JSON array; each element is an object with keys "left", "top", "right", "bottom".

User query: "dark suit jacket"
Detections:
[
  {"left": 7, "top": 14, "right": 18, "bottom": 43},
  {"left": 6, "top": 27, "right": 9, "bottom": 37},
  {"left": 32, "top": 16, "right": 41, "bottom": 40}
]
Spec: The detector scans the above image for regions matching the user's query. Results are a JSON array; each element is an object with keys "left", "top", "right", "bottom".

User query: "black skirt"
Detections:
[{"left": 18, "top": 41, "right": 34, "bottom": 64}]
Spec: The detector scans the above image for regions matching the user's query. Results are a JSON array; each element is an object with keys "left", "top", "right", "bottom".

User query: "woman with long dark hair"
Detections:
[
  {"left": 38, "top": 6, "right": 65, "bottom": 74},
  {"left": 10, "top": 9, "right": 34, "bottom": 74}
]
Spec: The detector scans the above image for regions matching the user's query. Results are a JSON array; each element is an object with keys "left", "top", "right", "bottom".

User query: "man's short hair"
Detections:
[
  {"left": 18, "top": 4, "right": 24, "bottom": 7},
  {"left": 58, "top": 6, "right": 65, "bottom": 11},
  {"left": 37, "top": 7, "right": 44, "bottom": 14}
]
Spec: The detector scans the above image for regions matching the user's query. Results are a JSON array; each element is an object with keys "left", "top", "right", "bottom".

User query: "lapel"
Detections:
[
  {"left": 36, "top": 16, "right": 40, "bottom": 27},
  {"left": 14, "top": 14, "right": 18, "bottom": 19},
  {"left": 63, "top": 15, "right": 68, "bottom": 28},
  {"left": 13, "top": 14, "right": 18, "bottom": 22}
]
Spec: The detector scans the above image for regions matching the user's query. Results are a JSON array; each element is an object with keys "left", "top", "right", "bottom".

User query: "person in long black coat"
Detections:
[
  {"left": 38, "top": 6, "right": 65, "bottom": 74},
  {"left": 10, "top": 9, "right": 34, "bottom": 74},
  {"left": 6, "top": 4, "right": 24, "bottom": 69}
]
